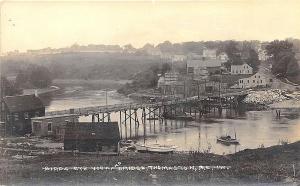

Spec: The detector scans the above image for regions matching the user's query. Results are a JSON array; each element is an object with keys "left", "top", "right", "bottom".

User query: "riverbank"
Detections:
[
  {"left": 0, "top": 140, "right": 299, "bottom": 185},
  {"left": 53, "top": 79, "right": 131, "bottom": 90}
]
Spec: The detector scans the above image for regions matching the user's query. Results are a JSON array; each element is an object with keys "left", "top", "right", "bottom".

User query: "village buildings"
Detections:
[
  {"left": 237, "top": 72, "right": 273, "bottom": 89},
  {"left": 203, "top": 49, "right": 217, "bottom": 59},
  {"left": 31, "top": 114, "right": 79, "bottom": 140},
  {"left": 2, "top": 94, "right": 45, "bottom": 135},
  {"left": 187, "top": 58, "right": 222, "bottom": 79},
  {"left": 231, "top": 63, "right": 253, "bottom": 75},
  {"left": 217, "top": 52, "right": 229, "bottom": 63}
]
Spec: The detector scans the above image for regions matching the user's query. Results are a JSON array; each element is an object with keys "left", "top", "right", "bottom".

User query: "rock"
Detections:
[{"left": 243, "top": 89, "right": 289, "bottom": 105}]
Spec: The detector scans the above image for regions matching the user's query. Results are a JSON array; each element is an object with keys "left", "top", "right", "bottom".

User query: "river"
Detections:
[{"left": 46, "top": 86, "right": 300, "bottom": 155}]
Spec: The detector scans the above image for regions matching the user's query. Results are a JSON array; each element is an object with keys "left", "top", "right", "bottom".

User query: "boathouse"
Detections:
[
  {"left": 31, "top": 114, "right": 79, "bottom": 140},
  {"left": 3, "top": 94, "right": 45, "bottom": 135},
  {"left": 64, "top": 122, "right": 120, "bottom": 153}
]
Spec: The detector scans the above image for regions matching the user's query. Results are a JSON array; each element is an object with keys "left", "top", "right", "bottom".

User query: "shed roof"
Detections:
[
  {"left": 3, "top": 94, "right": 44, "bottom": 113},
  {"left": 64, "top": 122, "right": 120, "bottom": 141}
]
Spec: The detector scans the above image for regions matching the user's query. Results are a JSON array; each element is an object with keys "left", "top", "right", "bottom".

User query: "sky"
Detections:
[{"left": 1, "top": 0, "right": 300, "bottom": 53}]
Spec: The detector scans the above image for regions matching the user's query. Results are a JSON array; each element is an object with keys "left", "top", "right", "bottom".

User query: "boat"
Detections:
[
  {"left": 217, "top": 132, "right": 239, "bottom": 145},
  {"left": 217, "top": 135, "right": 239, "bottom": 145},
  {"left": 134, "top": 143, "right": 148, "bottom": 153},
  {"left": 134, "top": 143, "right": 177, "bottom": 154},
  {"left": 146, "top": 144, "right": 177, "bottom": 154}
]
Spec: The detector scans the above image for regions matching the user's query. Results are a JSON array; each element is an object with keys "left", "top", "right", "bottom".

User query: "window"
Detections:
[
  {"left": 247, "top": 80, "right": 249, "bottom": 83},
  {"left": 258, "top": 76, "right": 260, "bottom": 78},
  {"left": 14, "top": 113, "right": 19, "bottom": 121},
  {"left": 253, "top": 80, "right": 255, "bottom": 83},
  {"left": 247, "top": 70, "right": 249, "bottom": 73},
  {"left": 261, "top": 80, "right": 263, "bottom": 83},
  {"left": 270, "top": 79, "right": 273, "bottom": 82},
  {"left": 47, "top": 122, "right": 52, "bottom": 132},
  {"left": 187, "top": 67, "right": 194, "bottom": 73},
  {"left": 255, "top": 76, "right": 256, "bottom": 78},
  {"left": 257, "top": 80, "right": 259, "bottom": 83}
]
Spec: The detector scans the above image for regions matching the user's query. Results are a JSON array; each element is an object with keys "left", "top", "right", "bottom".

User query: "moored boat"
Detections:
[{"left": 217, "top": 135, "right": 239, "bottom": 145}]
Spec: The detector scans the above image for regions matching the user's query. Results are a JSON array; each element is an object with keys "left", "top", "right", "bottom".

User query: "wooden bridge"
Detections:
[
  {"left": 45, "top": 90, "right": 249, "bottom": 117},
  {"left": 43, "top": 90, "right": 249, "bottom": 139}
]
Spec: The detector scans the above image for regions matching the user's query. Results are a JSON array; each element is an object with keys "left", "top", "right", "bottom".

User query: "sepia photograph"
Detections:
[{"left": 0, "top": 0, "right": 300, "bottom": 185}]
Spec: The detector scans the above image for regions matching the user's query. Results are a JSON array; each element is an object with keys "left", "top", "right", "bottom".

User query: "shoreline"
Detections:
[{"left": 0, "top": 140, "right": 299, "bottom": 185}]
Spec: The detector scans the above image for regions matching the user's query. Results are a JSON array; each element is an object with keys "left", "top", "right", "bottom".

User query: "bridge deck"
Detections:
[{"left": 45, "top": 91, "right": 248, "bottom": 116}]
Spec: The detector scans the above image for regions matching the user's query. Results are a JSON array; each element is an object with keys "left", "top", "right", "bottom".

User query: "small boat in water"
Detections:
[{"left": 217, "top": 132, "right": 239, "bottom": 145}]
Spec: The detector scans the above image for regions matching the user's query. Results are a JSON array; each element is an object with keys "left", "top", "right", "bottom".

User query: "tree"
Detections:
[
  {"left": 15, "top": 70, "right": 29, "bottom": 87},
  {"left": 29, "top": 66, "right": 53, "bottom": 88},
  {"left": 0, "top": 76, "right": 22, "bottom": 96},
  {"left": 245, "top": 48, "right": 260, "bottom": 70},
  {"left": 266, "top": 40, "right": 299, "bottom": 77},
  {"left": 224, "top": 41, "right": 243, "bottom": 65}
]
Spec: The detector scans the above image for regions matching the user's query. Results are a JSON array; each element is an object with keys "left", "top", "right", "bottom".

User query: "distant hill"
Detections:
[{"left": 1, "top": 52, "right": 162, "bottom": 80}]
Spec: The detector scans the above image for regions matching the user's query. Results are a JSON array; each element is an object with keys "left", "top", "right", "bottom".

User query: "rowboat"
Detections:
[
  {"left": 134, "top": 143, "right": 177, "bottom": 154},
  {"left": 146, "top": 144, "right": 177, "bottom": 154},
  {"left": 217, "top": 134, "right": 239, "bottom": 145}
]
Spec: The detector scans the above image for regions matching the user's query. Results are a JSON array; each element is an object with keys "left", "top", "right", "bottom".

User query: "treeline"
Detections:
[
  {"left": 0, "top": 64, "right": 53, "bottom": 96},
  {"left": 1, "top": 53, "right": 161, "bottom": 81},
  {"left": 266, "top": 40, "right": 300, "bottom": 82},
  {"left": 117, "top": 63, "right": 171, "bottom": 95},
  {"left": 15, "top": 64, "right": 53, "bottom": 89}
]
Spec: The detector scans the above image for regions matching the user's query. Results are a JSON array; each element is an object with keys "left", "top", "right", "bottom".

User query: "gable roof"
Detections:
[
  {"left": 231, "top": 63, "right": 252, "bottom": 68},
  {"left": 3, "top": 94, "right": 44, "bottom": 113},
  {"left": 64, "top": 122, "right": 120, "bottom": 141}
]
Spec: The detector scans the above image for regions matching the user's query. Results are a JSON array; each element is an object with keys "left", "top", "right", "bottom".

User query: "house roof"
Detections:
[
  {"left": 3, "top": 94, "right": 44, "bottom": 113},
  {"left": 187, "top": 58, "right": 222, "bottom": 68},
  {"left": 32, "top": 114, "right": 79, "bottom": 120},
  {"left": 64, "top": 122, "right": 120, "bottom": 141}
]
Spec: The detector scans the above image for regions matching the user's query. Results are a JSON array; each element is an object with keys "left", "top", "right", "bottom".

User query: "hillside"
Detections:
[{"left": 1, "top": 52, "right": 162, "bottom": 80}]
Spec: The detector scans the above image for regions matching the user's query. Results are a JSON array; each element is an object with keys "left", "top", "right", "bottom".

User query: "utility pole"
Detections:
[{"left": 105, "top": 89, "right": 108, "bottom": 107}]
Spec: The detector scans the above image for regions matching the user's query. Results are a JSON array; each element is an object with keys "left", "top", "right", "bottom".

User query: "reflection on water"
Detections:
[{"left": 47, "top": 87, "right": 300, "bottom": 155}]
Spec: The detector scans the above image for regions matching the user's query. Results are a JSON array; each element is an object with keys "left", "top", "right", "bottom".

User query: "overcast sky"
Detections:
[{"left": 1, "top": 0, "right": 300, "bottom": 53}]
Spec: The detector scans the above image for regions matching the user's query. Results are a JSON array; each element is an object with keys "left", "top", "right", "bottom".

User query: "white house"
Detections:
[
  {"left": 258, "top": 49, "right": 270, "bottom": 61},
  {"left": 157, "top": 72, "right": 180, "bottom": 88},
  {"left": 238, "top": 72, "right": 273, "bottom": 88},
  {"left": 203, "top": 49, "right": 217, "bottom": 59},
  {"left": 217, "top": 52, "right": 229, "bottom": 63},
  {"left": 231, "top": 63, "right": 253, "bottom": 75},
  {"left": 171, "top": 55, "right": 187, "bottom": 62}
]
